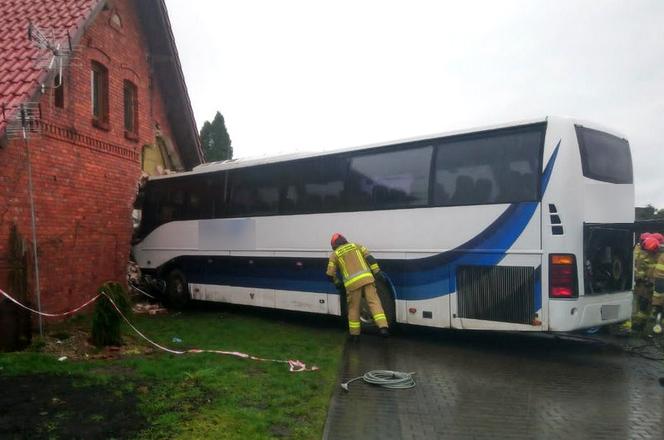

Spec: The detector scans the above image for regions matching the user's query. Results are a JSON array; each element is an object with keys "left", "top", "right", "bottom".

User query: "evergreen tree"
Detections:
[
  {"left": 91, "top": 282, "right": 131, "bottom": 347},
  {"left": 200, "top": 111, "right": 233, "bottom": 162}
]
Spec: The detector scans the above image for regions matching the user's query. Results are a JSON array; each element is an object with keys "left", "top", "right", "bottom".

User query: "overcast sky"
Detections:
[{"left": 165, "top": 0, "right": 664, "bottom": 208}]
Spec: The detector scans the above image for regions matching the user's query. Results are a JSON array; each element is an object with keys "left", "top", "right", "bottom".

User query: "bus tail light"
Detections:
[{"left": 549, "top": 254, "right": 578, "bottom": 298}]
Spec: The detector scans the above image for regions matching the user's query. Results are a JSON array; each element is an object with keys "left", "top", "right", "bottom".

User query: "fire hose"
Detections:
[{"left": 341, "top": 370, "right": 416, "bottom": 392}]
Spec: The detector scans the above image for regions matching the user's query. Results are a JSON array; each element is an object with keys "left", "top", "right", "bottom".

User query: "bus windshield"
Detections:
[{"left": 576, "top": 126, "right": 633, "bottom": 184}]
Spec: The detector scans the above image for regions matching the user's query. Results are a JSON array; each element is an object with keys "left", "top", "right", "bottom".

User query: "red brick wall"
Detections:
[{"left": 0, "top": 0, "right": 181, "bottom": 316}]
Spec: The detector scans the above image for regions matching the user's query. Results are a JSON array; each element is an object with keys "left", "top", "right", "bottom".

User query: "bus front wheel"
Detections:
[{"left": 165, "top": 269, "right": 190, "bottom": 309}]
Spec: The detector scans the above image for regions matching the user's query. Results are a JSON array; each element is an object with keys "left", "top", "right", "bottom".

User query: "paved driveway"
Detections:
[{"left": 323, "top": 330, "right": 664, "bottom": 440}]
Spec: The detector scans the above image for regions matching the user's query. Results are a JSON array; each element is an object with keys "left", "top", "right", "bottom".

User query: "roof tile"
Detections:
[{"left": 0, "top": 0, "right": 97, "bottom": 134}]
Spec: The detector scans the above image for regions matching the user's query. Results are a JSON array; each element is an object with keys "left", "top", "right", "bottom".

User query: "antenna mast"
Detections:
[{"left": 28, "top": 21, "right": 74, "bottom": 87}]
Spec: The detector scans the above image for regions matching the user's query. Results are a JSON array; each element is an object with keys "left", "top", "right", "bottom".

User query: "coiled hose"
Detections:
[{"left": 341, "top": 370, "right": 416, "bottom": 392}]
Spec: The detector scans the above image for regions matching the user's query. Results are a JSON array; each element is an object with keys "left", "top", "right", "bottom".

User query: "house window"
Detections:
[
  {"left": 123, "top": 80, "right": 138, "bottom": 139},
  {"left": 54, "top": 74, "right": 64, "bottom": 108},
  {"left": 91, "top": 61, "right": 109, "bottom": 128}
]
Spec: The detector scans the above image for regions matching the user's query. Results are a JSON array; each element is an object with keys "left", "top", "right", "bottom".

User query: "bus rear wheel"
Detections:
[
  {"left": 341, "top": 279, "right": 396, "bottom": 333},
  {"left": 165, "top": 269, "right": 190, "bottom": 309}
]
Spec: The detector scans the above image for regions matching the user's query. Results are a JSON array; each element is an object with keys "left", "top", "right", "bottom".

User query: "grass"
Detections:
[{"left": 0, "top": 305, "right": 346, "bottom": 439}]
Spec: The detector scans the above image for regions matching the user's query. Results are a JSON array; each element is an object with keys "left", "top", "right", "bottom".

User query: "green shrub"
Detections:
[
  {"left": 91, "top": 282, "right": 131, "bottom": 347},
  {"left": 26, "top": 336, "right": 46, "bottom": 352}
]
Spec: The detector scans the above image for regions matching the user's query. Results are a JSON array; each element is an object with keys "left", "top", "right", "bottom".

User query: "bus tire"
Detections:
[
  {"left": 372, "top": 277, "right": 397, "bottom": 329},
  {"left": 165, "top": 269, "right": 190, "bottom": 309},
  {"left": 339, "top": 279, "right": 396, "bottom": 333}
]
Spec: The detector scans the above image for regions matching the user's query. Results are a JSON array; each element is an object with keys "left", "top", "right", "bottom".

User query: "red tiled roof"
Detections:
[{"left": 0, "top": 0, "right": 98, "bottom": 135}]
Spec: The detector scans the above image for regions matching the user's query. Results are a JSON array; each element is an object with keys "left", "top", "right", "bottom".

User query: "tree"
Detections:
[{"left": 200, "top": 111, "right": 233, "bottom": 162}]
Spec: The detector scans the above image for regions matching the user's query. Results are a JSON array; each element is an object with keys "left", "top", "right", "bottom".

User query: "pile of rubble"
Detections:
[{"left": 132, "top": 302, "right": 168, "bottom": 315}]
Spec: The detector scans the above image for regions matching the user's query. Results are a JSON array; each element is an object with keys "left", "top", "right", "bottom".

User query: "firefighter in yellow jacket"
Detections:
[
  {"left": 651, "top": 238, "right": 664, "bottom": 335},
  {"left": 326, "top": 233, "right": 389, "bottom": 340},
  {"left": 633, "top": 234, "right": 660, "bottom": 318},
  {"left": 620, "top": 233, "right": 662, "bottom": 334}
]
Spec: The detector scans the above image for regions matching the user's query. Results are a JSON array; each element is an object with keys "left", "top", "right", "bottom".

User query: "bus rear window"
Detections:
[{"left": 576, "top": 126, "right": 633, "bottom": 184}]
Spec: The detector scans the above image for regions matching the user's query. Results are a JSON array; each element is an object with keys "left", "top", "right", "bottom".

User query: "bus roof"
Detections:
[{"left": 150, "top": 116, "right": 623, "bottom": 180}]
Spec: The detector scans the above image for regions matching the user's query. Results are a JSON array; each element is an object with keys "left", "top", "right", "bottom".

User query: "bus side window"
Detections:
[
  {"left": 289, "top": 158, "right": 347, "bottom": 214},
  {"left": 346, "top": 146, "right": 432, "bottom": 210},
  {"left": 434, "top": 128, "right": 542, "bottom": 206},
  {"left": 184, "top": 176, "right": 215, "bottom": 220},
  {"left": 433, "top": 183, "right": 449, "bottom": 204},
  {"left": 171, "top": 189, "right": 186, "bottom": 220},
  {"left": 281, "top": 184, "right": 299, "bottom": 213},
  {"left": 449, "top": 175, "right": 476, "bottom": 205},
  {"left": 228, "top": 166, "right": 280, "bottom": 217},
  {"left": 214, "top": 172, "right": 227, "bottom": 218},
  {"left": 137, "top": 183, "right": 160, "bottom": 236},
  {"left": 229, "top": 184, "right": 251, "bottom": 216},
  {"left": 475, "top": 178, "right": 493, "bottom": 204}
]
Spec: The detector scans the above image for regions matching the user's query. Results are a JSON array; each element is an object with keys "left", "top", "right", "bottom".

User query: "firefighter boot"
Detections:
[{"left": 616, "top": 320, "right": 632, "bottom": 336}]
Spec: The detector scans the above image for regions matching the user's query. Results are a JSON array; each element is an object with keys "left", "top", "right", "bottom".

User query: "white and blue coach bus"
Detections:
[{"left": 132, "top": 117, "right": 634, "bottom": 332}]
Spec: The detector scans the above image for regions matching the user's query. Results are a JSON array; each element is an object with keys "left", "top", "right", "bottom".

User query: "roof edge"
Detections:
[{"left": 155, "top": 0, "right": 205, "bottom": 164}]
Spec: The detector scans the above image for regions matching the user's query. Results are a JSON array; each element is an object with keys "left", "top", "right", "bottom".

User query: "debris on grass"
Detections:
[
  {"left": 38, "top": 327, "right": 153, "bottom": 361},
  {"left": 132, "top": 302, "right": 168, "bottom": 315}
]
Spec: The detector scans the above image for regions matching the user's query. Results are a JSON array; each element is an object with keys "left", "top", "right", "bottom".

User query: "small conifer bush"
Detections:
[{"left": 91, "top": 282, "right": 131, "bottom": 347}]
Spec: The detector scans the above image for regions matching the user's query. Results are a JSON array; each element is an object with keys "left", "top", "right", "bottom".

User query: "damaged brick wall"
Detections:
[{"left": 0, "top": 0, "right": 182, "bottom": 316}]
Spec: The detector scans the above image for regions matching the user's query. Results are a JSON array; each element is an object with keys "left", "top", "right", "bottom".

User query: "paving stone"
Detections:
[{"left": 323, "top": 330, "right": 664, "bottom": 440}]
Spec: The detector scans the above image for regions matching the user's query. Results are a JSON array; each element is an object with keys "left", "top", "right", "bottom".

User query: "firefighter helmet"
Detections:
[
  {"left": 643, "top": 236, "right": 660, "bottom": 252},
  {"left": 330, "top": 233, "right": 347, "bottom": 249}
]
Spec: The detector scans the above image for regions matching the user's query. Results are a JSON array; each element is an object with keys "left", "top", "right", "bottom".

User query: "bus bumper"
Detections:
[{"left": 548, "top": 291, "right": 632, "bottom": 331}]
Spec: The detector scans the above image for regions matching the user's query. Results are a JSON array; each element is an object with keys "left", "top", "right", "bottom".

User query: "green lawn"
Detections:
[{"left": 0, "top": 306, "right": 346, "bottom": 439}]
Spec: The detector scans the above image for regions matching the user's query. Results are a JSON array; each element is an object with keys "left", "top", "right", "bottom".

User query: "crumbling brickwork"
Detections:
[{"left": 0, "top": 0, "right": 182, "bottom": 315}]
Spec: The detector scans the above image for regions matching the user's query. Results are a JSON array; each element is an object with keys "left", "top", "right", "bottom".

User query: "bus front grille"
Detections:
[{"left": 457, "top": 265, "right": 536, "bottom": 325}]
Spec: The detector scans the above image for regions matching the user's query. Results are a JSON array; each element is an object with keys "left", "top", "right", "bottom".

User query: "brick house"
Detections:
[{"left": 0, "top": 0, "right": 203, "bottom": 318}]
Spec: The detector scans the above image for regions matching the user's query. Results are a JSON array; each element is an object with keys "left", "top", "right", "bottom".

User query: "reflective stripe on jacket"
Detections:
[
  {"left": 653, "top": 250, "right": 664, "bottom": 298},
  {"left": 326, "top": 242, "right": 379, "bottom": 291},
  {"left": 635, "top": 245, "right": 658, "bottom": 282}
]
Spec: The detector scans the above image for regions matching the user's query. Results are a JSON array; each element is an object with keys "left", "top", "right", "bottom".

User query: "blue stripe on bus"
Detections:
[
  {"left": 182, "top": 201, "right": 537, "bottom": 300},
  {"left": 180, "top": 141, "right": 559, "bottom": 306},
  {"left": 540, "top": 141, "right": 560, "bottom": 198},
  {"left": 381, "top": 201, "right": 538, "bottom": 300}
]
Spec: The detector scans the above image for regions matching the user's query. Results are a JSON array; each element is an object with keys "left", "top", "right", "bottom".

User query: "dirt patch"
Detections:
[
  {"left": 37, "top": 328, "right": 155, "bottom": 361},
  {"left": 0, "top": 374, "right": 146, "bottom": 439},
  {"left": 269, "top": 422, "right": 292, "bottom": 438}
]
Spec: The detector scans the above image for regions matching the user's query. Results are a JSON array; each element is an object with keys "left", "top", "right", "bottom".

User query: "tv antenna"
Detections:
[
  {"left": 1, "top": 102, "right": 41, "bottom": 140},
  {"left": 28, "top": 22, "right": 74, "bottom": 88}
]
